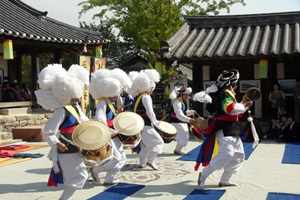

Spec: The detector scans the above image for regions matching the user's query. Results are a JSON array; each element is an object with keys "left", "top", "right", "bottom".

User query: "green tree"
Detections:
[
  {"left": 80, "top": 19, "right": 136, "bottom": 67},
  {"left": 78, "top": 0, "right": 245, "bottom": 64}
]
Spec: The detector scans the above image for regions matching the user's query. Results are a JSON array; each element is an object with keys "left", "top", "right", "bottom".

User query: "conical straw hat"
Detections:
[
  {"left": 72, "top": 121, "right": 111, "bottom": 150},
  {"left": 113, "top": 112, "right": 144, "bottom": 136}
]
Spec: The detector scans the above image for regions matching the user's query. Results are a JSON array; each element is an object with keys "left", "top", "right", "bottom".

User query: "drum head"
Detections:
[
  {"left": 113, "top": 112, "right": 144, "bottom": 136},
  {"left": 156, "top": 121, "right": 177, "bottom": 135},
  {"left": 246, "top": 87, "right": 261, "bottom": 101},
  {"left": 72, "top": 121, "right": 111, "bottom": 150},
  {"left": 191, "top": 117, "right": 208, "bottom": 133}
]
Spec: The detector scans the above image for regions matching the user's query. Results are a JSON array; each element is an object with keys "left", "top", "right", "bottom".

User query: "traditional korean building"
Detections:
[
  {"left": 0, "top": 0, "right": 104, "bottom": 106},
  {"left": 158, "top": 11, "right": 300, "bottom": 119}
]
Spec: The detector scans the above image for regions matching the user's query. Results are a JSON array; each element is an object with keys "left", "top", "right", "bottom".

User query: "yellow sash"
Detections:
[
  {"left": 65, "top": 104, "right": 80, "bottom": 122},
  {"left": 133, "top": 93, "right": 147, "bottom": 113},
  {"left": 212, "top": 136, "right": 219, "bottom": 157},
  {"left": 99, "top": 97, "right": 116, "bottom": 116}
]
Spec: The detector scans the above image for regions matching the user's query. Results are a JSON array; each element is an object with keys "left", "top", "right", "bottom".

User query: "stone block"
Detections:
[
  {"left": 0, "top": 107, "right": 32, "bottom": 115},
  {"left": 12, "top": 125, "right": 45, "bottom": 142}
]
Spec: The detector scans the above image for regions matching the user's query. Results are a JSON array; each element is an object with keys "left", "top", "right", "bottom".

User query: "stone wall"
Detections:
[{"left": 0, "top": 113, "right": 52, "bottom": 136}]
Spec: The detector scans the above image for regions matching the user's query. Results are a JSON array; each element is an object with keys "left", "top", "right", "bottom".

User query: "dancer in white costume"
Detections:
[
  {"left": 128, "top": 69, "right": 163, "bottom": 170},
  {"left": 168, "top": 87, "right": 195, "bottom": 155},
  {"left": 89, "top": 68, "right": 132, "bottom": 185},
  {"left": 35, "top": 64, "right": 89, "bottom": 200}
]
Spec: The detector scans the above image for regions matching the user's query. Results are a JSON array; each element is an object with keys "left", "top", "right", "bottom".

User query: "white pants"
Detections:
[
  {"left": 93, "top": 137, "right": 126, "bottom": 183},
  {"left": 139, "top": 125, "right": 164, "bottom": 165},
  {"left": 58, "top": 152, "right": 88, "bottom": 200},
  {"left": 172, "top": 122, "right": 189, "bottom": 151},
  {"left": 201, "top": 130, "right": 245, "bottom": 183}
]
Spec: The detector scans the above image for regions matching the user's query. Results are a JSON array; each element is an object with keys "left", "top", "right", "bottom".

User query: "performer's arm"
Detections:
[
  {"left": 223, "top": 92, "right": 252, "bottom": 115},
  {"left": 142, "top": 95, "right": 159, "bottom": 125},
  {"left": 94, "top": 100, "right": 108, "bottom": 125},
  {"left": 173, "top": 100, "right": 191, "bottom": 123},
  {"left": 43, "top": 108, "right": 65, "bottom": 147},
  {"left": 75, "top": 103, "right": 89, "bottom": 123}
]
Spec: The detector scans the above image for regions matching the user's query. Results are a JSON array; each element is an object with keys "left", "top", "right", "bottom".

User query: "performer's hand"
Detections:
[
  {"left": 244, "top": 101, "right": 253, "bottom": 108},
  {"left": 57, "top": 142, "right": 68, "bottom": 152},
  {"left": 111, "top": 131, "right": 118, "bottom": 138},
  {"left": 241, "top": 94, "right": 249, "bottom": 104},
  {"left": 186, "top": 110, "right": 196, "bottom": 117},
  {"left": 117, "top": 107, "right": 124, "bottom": 113},
  {"left": 189, "top": 118, "right": 196, "bottom": 123}
]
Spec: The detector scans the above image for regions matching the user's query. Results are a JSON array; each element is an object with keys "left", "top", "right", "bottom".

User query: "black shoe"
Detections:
[
  {"left": 218, "top": 182, "right": 238, "bottom": 187},
  {"left": 90, "top": 167, "right": 100, "bottom": 183},
  {"left": 146, "top": 162, "right": 159, "bottom": 170},
  {"left": 174, "top": 150, "right": 185, "bottom": 155},
  {"left": 103, "top": 181, "right": 119, "bottom": 186}
]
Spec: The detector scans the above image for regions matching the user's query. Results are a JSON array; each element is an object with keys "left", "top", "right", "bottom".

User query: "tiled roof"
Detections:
[
  {"left": 0, "top": 0, "right": 102, "bottom": 45},
  {"left": 118, "top": 49, "right": 149, "bottom": 66},
  {"left": 161, "top": 12, "right": 300, "bottom": 61}
]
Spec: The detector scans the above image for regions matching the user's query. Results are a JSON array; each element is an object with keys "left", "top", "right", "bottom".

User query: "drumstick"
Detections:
[
  {"left": 116, "top": 123, "right": 136, "bottom": 133},
  {"left": 119, "top": 103, "right": 133, "bottom": 109},
  {"left": 161, "top": 114, "right": 170, "bottom": 121}
]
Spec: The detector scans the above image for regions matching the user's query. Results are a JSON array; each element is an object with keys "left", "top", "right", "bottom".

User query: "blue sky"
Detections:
[{"left": 22, "top": 0, "right": 300, "bottom": 27}]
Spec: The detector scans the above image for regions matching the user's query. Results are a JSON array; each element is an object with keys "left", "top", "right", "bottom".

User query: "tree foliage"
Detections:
[
  {"left": 80, "top": 20, "right": 136, "bottom": 66},
  {"left": 78, "top": 0, "right": 245, "bottom": 62}
]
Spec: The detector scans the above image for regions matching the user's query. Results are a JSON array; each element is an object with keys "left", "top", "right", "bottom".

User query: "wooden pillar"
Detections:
[
  {"left": 54, "top": 50, "right": 62, "bottom": 64},
  {"left": 30, "top": 48, "right": 39, "bottom": 107},
  {"left": 16, "top": 50, "right": 22, "bottom": 82},
  {"left": 7, "top": 60, "right": 14, "bottom": 83},
  {"left": 192, "top": 61, "right": 204, "bottom": 115}
]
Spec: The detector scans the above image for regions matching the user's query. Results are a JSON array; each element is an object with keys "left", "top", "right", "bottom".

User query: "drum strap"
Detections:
[
  {"left": 60, "top": 134, "right": 76, "bottom": 146},
  {"left": 65, "top": 104, "right": 80, "bottom": 122},
  {"left": 133, "top": 93, "right": 147, "bottom": 113},
  {"left": 99, "top": 98, "right": 116, "bottom": 116}
]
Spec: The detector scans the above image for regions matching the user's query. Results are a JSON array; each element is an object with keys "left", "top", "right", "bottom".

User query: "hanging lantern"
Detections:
[
  {"left": 3, "top": 40, "right": 14, "bottom": 60},
  {"left": 95, "top": 45, "right": 102, "bottom": 58},
  {"left": 259, "top": 58, "right": 268, "bottom": 78}
]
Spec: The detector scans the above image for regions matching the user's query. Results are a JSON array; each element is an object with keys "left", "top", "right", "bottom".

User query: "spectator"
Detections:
[
  {"left": 269, "top": 82, "right": 286, "bottom": 119},
  {"left": 278, "top": 115, "right": 300, "bottom": 142},
  {"left": 2, "top": 82, "right": 16, "bottom": 101},
  {"left": 294, "top": 78, "right": 300, "bottom": 122},
  {"left": 266, "top": 115, "right": 287, "bottom": 139},
  {"left": 11, "top": 83, "right": 25, "bottom": 101},
  {"left": 19, "top": 83, "right": 31, "bottom": 101}
]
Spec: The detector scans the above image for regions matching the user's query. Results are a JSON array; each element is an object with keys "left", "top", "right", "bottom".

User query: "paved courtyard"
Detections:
[{"left": 0, "top": 136, "right": 300, "bottom": 200}]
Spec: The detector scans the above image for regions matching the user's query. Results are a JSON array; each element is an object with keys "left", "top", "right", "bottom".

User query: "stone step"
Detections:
[
  {"left": 0, "top": 139, "right": 23, "bottom": 146},
  {"left": 0, "top": 132, "right": 13, "bottom": 140},
  {"left": 0, "top": 107, "right": 32, "bottom": 115}
]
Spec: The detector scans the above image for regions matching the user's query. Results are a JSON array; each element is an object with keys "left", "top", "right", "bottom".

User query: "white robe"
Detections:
[
  {"left": 43, "top": 104, "right": 89, "bottom": 192},
  {"left": 138, "top": 95, "right": 164, "bottom": 165},
  {"left": 93, "top": 99, "right": 126, "bottom": 183},
  {"left": 171, "top": 99, "right": 191, "bottom": 148}
]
